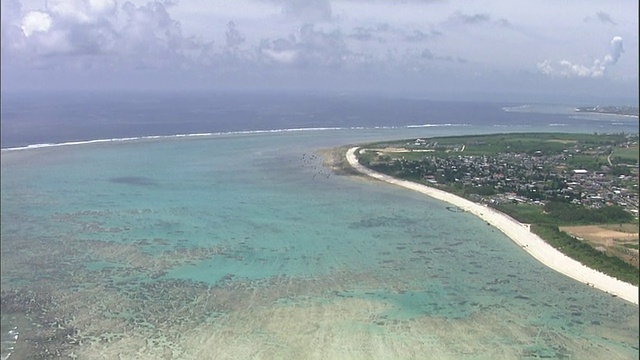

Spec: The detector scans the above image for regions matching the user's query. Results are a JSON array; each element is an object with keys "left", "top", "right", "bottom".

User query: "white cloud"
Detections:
[
  {"left": 609, "top": 36, "right": 624, "bottom": 63},
  {"left": 537, "top": 36, "right": 625, "bottom": 78},
  {"left": 5, "top": 1, "right": 214, "bottom": 69},
  {"left": 46, "top": 0, "right": 114, "bottom": 23},
  {"left": 89, "top": 0, "right": 117, "bottom": 13},
  {"left": 262, "top": 48, "right": 298, "bottom": 64},
  {"left": 21, "top": 11, "right": 52, "bottom": 36}
]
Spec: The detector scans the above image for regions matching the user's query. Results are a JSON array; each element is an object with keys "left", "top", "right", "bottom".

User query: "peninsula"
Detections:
[
  {"left": 344, "top": 132, "right": 639, "bottom": 305},
  {"left": 575, "top": 105, "right": 639, "bottom": 117}
]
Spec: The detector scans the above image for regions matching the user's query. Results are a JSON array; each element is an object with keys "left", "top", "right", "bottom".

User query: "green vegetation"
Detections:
[
  {"left": 366, "top": 132, "right": 630, "bottom": 158},
  {"left": 543, "top": 202, "right": 633, "bottom": 224},
  {"left": 496, "top": 201, "right": 634, "bottom": 226},
  {"left": 492, "top": 203, "right": 551, "bottom": 224},
  {"left": 565, "top": 154, "right": 609, "bottom": 171},
  {"left": 611, "top": 145, "right": 640, "bottom": 163}
]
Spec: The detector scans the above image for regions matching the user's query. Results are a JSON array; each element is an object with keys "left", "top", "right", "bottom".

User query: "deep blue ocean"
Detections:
[
  {"left": 3, "top": 91, "right": 636, "bottom": 149},
  {"left": 1, "top": 92, "right": 638, "bottom": 359}
]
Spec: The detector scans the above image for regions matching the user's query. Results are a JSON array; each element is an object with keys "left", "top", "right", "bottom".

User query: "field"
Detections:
[
  {"left": 560, "top": 224, "right": 639, "bottom": 268},
  {"left": 611, "top": 145, "right": 640, "bottom": 163},
  {"left": 364, "top": 133, "right": 634, "bottom": 170}
]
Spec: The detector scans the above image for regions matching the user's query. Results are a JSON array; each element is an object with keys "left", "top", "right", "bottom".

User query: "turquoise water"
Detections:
[{"left": 1, "top": 127, "right": 638, "bottom": 359}]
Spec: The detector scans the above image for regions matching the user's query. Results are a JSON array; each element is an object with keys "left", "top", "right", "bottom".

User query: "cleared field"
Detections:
[
  {"left": 561, "top": 225, "right": 639, "bottom": 242},
  {"left": 560, "top": 225, "right": 639, "bottom": 268},
  {"left": 601, "top": 223, "right": 640, "bottom": 234}
]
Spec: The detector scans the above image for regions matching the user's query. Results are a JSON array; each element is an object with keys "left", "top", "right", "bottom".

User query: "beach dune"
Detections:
[{"left": 346, "top": 147, "right": 639, "bottom": 305}]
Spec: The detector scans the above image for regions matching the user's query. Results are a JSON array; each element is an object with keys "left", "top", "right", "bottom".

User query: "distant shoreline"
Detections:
[
  {"left": 574, "top": 106, "right": 639, "bottom": 119},
  {"left": 346, "top": 147, "right": 639, "bottom": 305}
]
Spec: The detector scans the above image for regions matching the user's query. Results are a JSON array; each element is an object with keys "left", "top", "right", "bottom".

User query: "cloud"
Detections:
[
  {"left": 2, "top": 0, "right": 637, "bottom": 97},
  {"left": 259, "top": 0, "right": 332, "bottom": 22},
  {"left": 450, "top": 12, "right": 491, "bottom": 25},
  {"left": 349, "top": 24, "right": 389, "bottom": 43},
  {"left": 537, "top": 36, "right": 624, "bottom": 78},
  {"left": 348, "top": 23, "right": 441, "bottom": 45},
  {"left": 225, "top": 21, "right": 245, "bottom": 49},
  {"left": 495, "top": 18, "right": 513, "bottom": 28},
  {"left": 259, "top": 36, "right": 298, "bottom": 65},
  {"left": 1, "top": 0, "right": 25, "bottom": 54},
  {"left": 596, "top": 11, "right": 616, "bottom": 25},
  {"left": 259, "top": 24, "right": 347, "bottom": 68},
  {"left": 584, "top": 11, "right": 617, "bottom": 25},
  {"left": 46, "top": 0, "right": 117, "bottom": 23},
  {"left": 420, "top": 48, "right": 466, "bottom": 63},
  {"left": 421, "top": 48, "right": 434, "bottom": 59},
  {"left": 4, "top": 1, "right": 213, "bottom": 71},
  {"left": 403, "top": 29, "right": 441, "bottom": 42},
  {"left": 0, "top": 0, "right": 21, "bottom": 21},
  {"left": 608, "top": 35, "right": 624, "bottom": 63},
  {"left": 448, "top": 11, "right": 513, "bottom": 28},
  {"left": 21, "top": 11, "right": 52, "bottom": 37}
]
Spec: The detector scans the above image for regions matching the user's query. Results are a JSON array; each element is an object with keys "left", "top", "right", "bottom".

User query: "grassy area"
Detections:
[
  {"left": 492, "top": 202, "right": 633, "bottom": 226},
  {"left": 611, "top": 145, "right": 640, "bottom": 163},
  {"left": 493, "top": 203, "right": 550, "bottom": 224},
  {"left": 367, "top": 132, "right": 633, "bottom": 158},
  {"left": 564, "top": 154, "right": 609, "bottom": 171},
  {"left": 601, "top": 223, "right": 640, "bottom": 233}
]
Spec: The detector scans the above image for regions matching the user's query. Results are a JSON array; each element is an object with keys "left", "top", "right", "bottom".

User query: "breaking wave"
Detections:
[{"left": 1, "top": 124, "right": 470, "bottom": 152}]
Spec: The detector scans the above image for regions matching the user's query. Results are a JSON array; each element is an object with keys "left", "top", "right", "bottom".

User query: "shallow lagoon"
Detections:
[{"left": 2, "top": 126, "right": 638, "bottom": 359}]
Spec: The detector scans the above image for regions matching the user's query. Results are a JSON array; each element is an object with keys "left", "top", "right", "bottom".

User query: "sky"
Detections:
[{"left": 1, "top": 0, "right": 638, "bottom": 103}]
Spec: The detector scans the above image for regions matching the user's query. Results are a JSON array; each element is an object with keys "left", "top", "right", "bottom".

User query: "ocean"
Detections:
[{"left": 1, "top": 92, "right": 638, "bottom": 359}]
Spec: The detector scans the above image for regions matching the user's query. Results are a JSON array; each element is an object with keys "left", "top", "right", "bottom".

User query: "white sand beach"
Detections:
[{"left": 346, "top": 147, "right": 639, "bottom": 305}]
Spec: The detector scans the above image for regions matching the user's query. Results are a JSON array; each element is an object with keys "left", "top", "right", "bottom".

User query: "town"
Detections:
[{"left": 359, "top": 133, "right": 639, "bottom": 216}]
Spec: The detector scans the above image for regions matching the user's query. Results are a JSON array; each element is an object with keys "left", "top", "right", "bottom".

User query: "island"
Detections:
[{"left": 338, "top": 132, "right": 639, "bottom": 304}]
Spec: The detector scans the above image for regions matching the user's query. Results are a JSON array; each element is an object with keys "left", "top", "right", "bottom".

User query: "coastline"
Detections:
[{"left": 346, "top": 147, "right": 639, "bottom": 305}]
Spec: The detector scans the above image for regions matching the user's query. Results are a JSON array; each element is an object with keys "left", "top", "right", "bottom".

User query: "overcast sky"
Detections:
[{"left": 1, "top": 0, "right": 638, "bottom": 102}]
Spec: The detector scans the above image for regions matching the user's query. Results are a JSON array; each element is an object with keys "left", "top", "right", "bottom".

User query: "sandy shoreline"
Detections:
[{"left": 346, "top": 147, "right": 639, "bottom": 305}]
